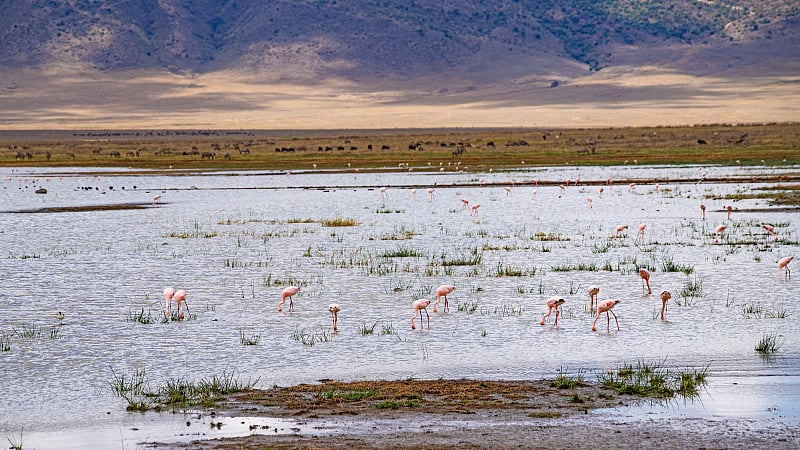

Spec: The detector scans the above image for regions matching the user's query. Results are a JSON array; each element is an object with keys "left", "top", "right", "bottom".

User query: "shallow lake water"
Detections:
[{"left": 1, "top": 163, "right": 799, "bottom": 448}]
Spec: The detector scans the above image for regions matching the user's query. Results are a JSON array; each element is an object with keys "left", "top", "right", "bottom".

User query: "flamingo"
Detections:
[
  {"left": 433, "top": 285, "right": 455, "bottom": 313},
  {"left": 470, "top": 204, "right": 480, "bottom": 216},
  {"left": 411, "top": 188, "right": 417, "bottom": 198},
  {"left": 726, "top": 205, "right": 733, "bottom": 220},
  {"left": 587, "top": 285, "right": 600, "bottom": 311},
  {"left": 587, "top": 197, "right": 593, "bottom": 208},
  {"left": 598, "top": 187, "right": 604, "bottom": 198},
  {"left": 628, "top": 183, "right": 636, "bottom": 192},
  {"left": 700, "top": 204, "right": 706, "bottom": 220},
  {"left": 460, "top": 198, "right": 470, "bottom": 209},
  {"left": 504, "top": 186, "right": 512, "bottom": 196},
  {"left": 153, "top": 195, "right": 161, "bottom": 206},
  {"left": 531, "top": 189, "right": 537, "bottom": 200},
  {"left": 762, "top": 224, "right": 778, "bottom": 240},
  {"left": 163, "top": 287, "right": 175, "bottom": 318},
  {"left": 637, "top": 223, "right": 646, "bottom": 243},
  {"left": 278, "top": 286, "right": 301, "bottom": 312},
  {"left": 427, "top": 188, "right": 435, "bottom": 202},
  {"left": 715, "top": 225, "right": 726, "bottom": 243},
  {"left": 659, "top": 290, "right": 671, "bottom": 320},
  {"left": 615, "top": 225, "right": 628, "bottom": 238},
  {"left": 592, "top": 299, "right": 621, "bottom": 332},
  {"left": 173, "top": 289, "right": 190, "bottom": 320},
  {"left": 411, "top": 299, "right": 431, "bottom": 330},
  {"left": 540, "top": 297, "right": 565, "bottom": 326},
  {"left": 378, "top": 187, "right": 388, "bottom": 201},
  {"left": 778, "top": 256, "right": 793, "bottom": 281},
  {"left": 639, "top": 268, "right": 652, "bottom": 294},
  {"left": 328, "top": 304, "right": 340, "bottom": 331}
]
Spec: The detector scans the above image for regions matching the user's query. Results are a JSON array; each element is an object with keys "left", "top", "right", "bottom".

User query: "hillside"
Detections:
[{"left": 0, "top": 1, "right": 798, "bottom": 129}]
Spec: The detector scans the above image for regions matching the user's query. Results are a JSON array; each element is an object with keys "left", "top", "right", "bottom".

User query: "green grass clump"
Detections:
[
  {"left": 375, "top": 399, "right": 421, "bottom": 409},
  {"left": 755, "top": 333, "right": 782, "bottom": 354},
  {"left": 598, "top": 360, "right": 708, "bottom": 399},
  {"left": 550, "top": 367, "right": 585, "bottom": 389},
  {"left": 318, "top": 389, "right": 376, "bottom": 401},
  {"left": 240, "top": 331, "right": 261, "bottom": 345}
]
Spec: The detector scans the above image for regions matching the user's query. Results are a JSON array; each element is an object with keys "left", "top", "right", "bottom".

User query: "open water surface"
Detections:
[{"left": 1, "top": 163, "right": 799, "bottom": 448}]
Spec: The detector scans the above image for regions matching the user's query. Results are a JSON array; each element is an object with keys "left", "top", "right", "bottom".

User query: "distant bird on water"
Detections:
[{"left": 278, "top": 286, "right": 301, "bottom": 312}]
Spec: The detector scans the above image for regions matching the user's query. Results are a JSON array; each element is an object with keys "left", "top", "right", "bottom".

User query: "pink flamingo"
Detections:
[
  {"left": 427, "top": 188, "right": 435, "bottom": 202},
  {"left": 433, "top": 285, "right": 455, "bottom": 313},
  {"left": 628, "top": 183, "right": 636, "bottom": 192},
  {"left": 163, "top": 287, "right": 175, "bottom": 317},
  {"left": 587, "top": 285, "right": 600, "bottom": 310},
  {"left": 411, "top": 188, "right": 417, "bottom": 198},
  {"left": 659, "top": 290, "right": 671, "bottom": 320},
  {"left": 328, "top": 304, "right": 340, "bottom": 331},
  {"left": 411, "top": 299, "right": 431, "bottom": 330},
  {"left": 540, "top": 297, "right": 565, "bottom": 326},
  {"left": 592, "top": 299, "right": 621, "bottom": 332},
  {"left": 715, "top": 224, "right": 726, "bottom": 243},
  {"left": 654, "top": 183, "right": 660, "bottom": 192},
  {"left": 470, "top": 204, "right": 480, "bottom": 216},
  {"left": 726, "top": 205, "right": 733, "bottom": 220},
  {"left": 700, "top": 204, "right": 706, "bottom": 220},
  {"left": 639, "top": 268, "right": 652, "bottom": 294},
  {"left": 172, "top": 289, "right": 190, "bottom": 320},
  {"left": 763, "top": 224, "right": 778, "bottom": 240},
  {"left": 598, "top": 187, "right": 604, "bottom": 198},
  {"left": 778, "top": 256, "right": 793, "bottom": 281},
  {"left": 378, "top": 187, "right": 388, "bottom": 201},
  {"left": 637, "top": 223, "right": 646, "bottom": 242},
  {"left": 278, "top": 286, "right": 301, "bottom": 312},
  {"left": 153, "top": 195, "right": 161, "bottom": 206},
  {"left": 587, "top": 197, "right": 593, "bottom": 208},
  {"left": 504, "top": 186, "right": 512, "bottom": 196},
  {"left": 460, "top": 198, "right": 470, "bottom": 209},
  {"left": 615, "top": 225, "right": 628, "bottom": 238},
  {"left": 531, "top": 189, "right": 537, "bottom": 200}
]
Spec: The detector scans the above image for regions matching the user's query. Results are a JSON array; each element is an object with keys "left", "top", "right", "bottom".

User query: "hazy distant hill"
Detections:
[{"left": 2, "top": 0, "right": 798, "bottom": 83}]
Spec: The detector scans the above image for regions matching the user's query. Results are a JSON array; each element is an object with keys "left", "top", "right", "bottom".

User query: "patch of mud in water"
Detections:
[{"left": 5, "top": 202, "right": 157, "bottom": 213}]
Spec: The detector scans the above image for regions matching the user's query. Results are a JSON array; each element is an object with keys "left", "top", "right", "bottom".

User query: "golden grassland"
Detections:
[{"left": 1, "top": 122, "right": 798, "bottom": 172}]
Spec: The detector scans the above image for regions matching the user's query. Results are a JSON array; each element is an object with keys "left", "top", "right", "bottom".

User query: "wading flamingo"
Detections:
[
  {"left": 153, "top": 195, "right": 161, "bottom": 206},
  {"left": 433, "top": 284, "right": 455, "bottom": 313},
  {"left": 763, "top": 224, "right": 778, "bottom": 240},
  {"left": 378, "top": 187, "right": 388, "bottom": 201},
  {"left": 587, "top": 285, "right": 600, "bottom": 311},
  {"left": 587, "top": 197, "right": 593, "bottom": 208},
  {"left": 615, "top": 225, "right": 628, "bottom": 238},
  {"left": 540, "top": 297, "right": 565, "bottom": 326},
  {"left": 411, "top": 299, "right": 431, "bottom": 330},
  {"left": 173, "top": 289, "right": 189, "bottom": 320},
  {"left": 470, "top": 204, "right": 480, "bottom": 216},
  {"left": 328, "top": 304, "right": 340, "bottom": 331},
  {"left": 700, "top": 204, "right": 706, "bottom": 220},
  {"left": 592, "top": 299, "right": 621, "bottom": 332},
  {"left": 504, "top": 186, "right": 512, "bottom": 196},
  {"left": 715, "top": 225, "right": 726, "bottom": 243},
  {"left": 778, "top": 256, "right": 793, "bottom": 281},
  {"left": 726, "top": 205, "right": 733, "bottom": 220},
  {"left": 598, "top": 187, "right": 604, "bottom": 198},
  {"left": 628, "top": 183, "right": 636, "bottom": 192},
  {"left": 639, "top": 268, "right": 652, "bottom": 294},
  {"left": 163, "top": 287, "right": 175, "bottom": 317},
  {"left": 278, "top": 286, "right": 302, "bottom": 312},
  {"left": 659, "top": 290, "right": 671, "bottom": 321},
  {"left": 427, "top": 188, "right": 435, "bottom": 202},
  {"left": 637, "top": 223, "right": 647, "bottom": 243},
  {"left": 460, "top": 198, "right": 470, "bottom": 209}
]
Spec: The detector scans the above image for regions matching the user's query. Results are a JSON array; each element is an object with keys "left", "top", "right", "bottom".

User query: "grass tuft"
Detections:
[{"left": 755, "top": 333, "right": 782, "bottom": 354}]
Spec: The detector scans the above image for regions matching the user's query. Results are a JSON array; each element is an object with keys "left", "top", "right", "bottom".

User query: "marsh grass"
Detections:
[
  {"left": 375, "top": 399, "right": 421, "bottom": 409},
  {"left": 128, "top": 308, "right": 156, "bottom": 324},
  {"left": 551, "top": 367, "right": 585, "bottom": 389},
  {"left": 457, "top": 300, "right": 479, "bottom": 313},
  {"left": 321, "top": 217, "right": 359, "bottom": 227},
  {"left": 680, "top": 276, "right": 704, "bottom": 299},
  {"left": 598, "top": 360, "right": 708, "bottom": 399},
  {"left": 660, "top": 255, "right": 694, "bottom": 274},
  {"left": 359, "top": 320, "right": 379, "bottom": 336},
  {"left": 441, "top": 248, "right": 483, "bottom": 266},
  {"left": 0, "top": 335, "right": 10, "bottom": 351},
  {"left": 317, "top": 389, "right": 376, "bottom": 401},
  {"left": 381, "top": 246, "right": 424, "bottom": 258},
  {"left": 755, "top": 333, "right": 782, "bottom": 354},
  {"left": 380, "top": 321, "right": 396, "bottom": 335},
  {"left": 110, "top": 367, "right": 258, "bottom": 411},
  {"left": 240, "top": 331, "right": 261, "bottom": 345},
  {"left": 495, "top": 261, "right": 526, "bottom": 276},
  {"left": 15, "top": 324, "right": 41, "bottom": 339},
  {"left": 7, "top": 432, "right": 23, "bottom": 450},
  {"left": 292, "top": 327, "right": 333, "bottom": 346}
]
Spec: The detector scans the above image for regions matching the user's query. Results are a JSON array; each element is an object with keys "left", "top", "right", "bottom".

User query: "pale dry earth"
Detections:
[{"left": 1, "top": 65, "right": 798, "bottom": 130}]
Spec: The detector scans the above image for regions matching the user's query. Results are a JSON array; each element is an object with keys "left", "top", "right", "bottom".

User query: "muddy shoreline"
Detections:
[{"left": 142, "top": 379, "right": 799, "bottom": 449}]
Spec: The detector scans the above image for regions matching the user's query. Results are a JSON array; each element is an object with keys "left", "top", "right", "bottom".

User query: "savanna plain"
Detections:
[{"left": 1, "top": 123, "right": 800, "bottom": 449}]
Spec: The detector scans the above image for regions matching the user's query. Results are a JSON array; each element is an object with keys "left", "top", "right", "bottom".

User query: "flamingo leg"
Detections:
[
  {"left": 411, "top": 311, "right": 418, "bottom": 330},
  {"left": 289, "top": 297, "right": 294, "bottom": 312},
  {"left": 554, "top": 308, "right": 560, "bottom": 326},
  {"left": 606, "top": 311, "right": 610, "bottom": 331},
  {"left": 444, "top": 296, "right": 449, "bottom": 313},
  {"left": 424, "top": 308, "right": 430, "bottom": 329},
  {"left": 433, "top": 298, "right": 439, "bottom": 313},
  {"left": 610, "top": 310, "right": 619, "bottom": 331}
]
